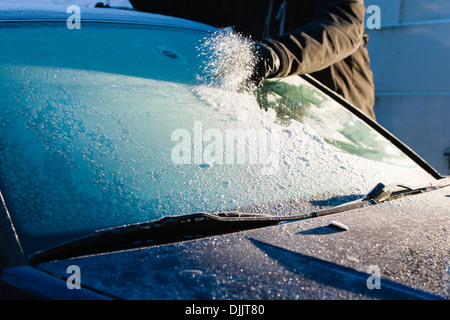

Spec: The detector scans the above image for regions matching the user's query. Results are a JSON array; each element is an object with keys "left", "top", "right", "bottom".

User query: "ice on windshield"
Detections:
[{"left": 0, "top": 24, "right": 435, "bottom": 255}]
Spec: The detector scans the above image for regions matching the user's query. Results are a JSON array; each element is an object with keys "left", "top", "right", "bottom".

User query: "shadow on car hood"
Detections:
[{"left": 37, "top": 186, "right": 450, "bottom": 300}]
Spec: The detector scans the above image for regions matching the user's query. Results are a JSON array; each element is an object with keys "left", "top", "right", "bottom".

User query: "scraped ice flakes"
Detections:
[{"left": 196, "top": 30, "right": 258, "bottom": 92}]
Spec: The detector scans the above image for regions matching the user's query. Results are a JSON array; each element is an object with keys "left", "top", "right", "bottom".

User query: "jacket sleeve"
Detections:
[{"left": 265, "top": 0, "right": 367, "bottom": 77}]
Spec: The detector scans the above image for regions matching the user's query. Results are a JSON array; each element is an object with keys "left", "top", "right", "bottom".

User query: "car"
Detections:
[{"left": 0, "top": 4, "right": 449, "bottom": 302}]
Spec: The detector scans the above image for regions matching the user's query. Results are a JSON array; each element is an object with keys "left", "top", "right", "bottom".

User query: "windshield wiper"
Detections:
[
  {"left": 366, "top": 177, "right": 450, "bottom": 204},
  {"left": 29, "top": 212, "right": 286, "bottom": 265},
  {"left": 29, "top": 178, "right": 450, "bottom": 265},
  {"left": 28, "top": 196, "right": 373, "bottom": 265}
]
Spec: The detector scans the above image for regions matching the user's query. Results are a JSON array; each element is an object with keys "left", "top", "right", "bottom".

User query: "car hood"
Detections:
[{"left": 34, "top": 185, "right": 450, "bottom": 300}]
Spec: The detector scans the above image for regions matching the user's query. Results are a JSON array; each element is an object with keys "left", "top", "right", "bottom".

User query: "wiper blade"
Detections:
[
  {"left": 29, "top": 178, "right": 450, "bottom": 265},
  {"left": 29, "top": 198, "right": 373, "bottom": 265},
  {"left": 30, "top": 212, "right": 284, "bottom": 265}
]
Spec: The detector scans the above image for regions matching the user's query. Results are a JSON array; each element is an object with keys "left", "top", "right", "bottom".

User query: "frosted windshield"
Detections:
[{"left": 0, "top": 23, "right": 435, "bottom": 255}]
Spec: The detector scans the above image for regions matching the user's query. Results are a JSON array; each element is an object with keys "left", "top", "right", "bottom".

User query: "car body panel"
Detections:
[
  {"left": 36, "top": 186, "right": 450, "bottom": 299},
  {"left": 0, "top": 266, "right": 110, "bottom": 300}
]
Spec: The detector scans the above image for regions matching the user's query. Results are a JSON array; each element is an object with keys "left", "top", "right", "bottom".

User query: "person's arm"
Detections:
[{"left": 264, "top": 0, "right": 367, "bottom": 78}]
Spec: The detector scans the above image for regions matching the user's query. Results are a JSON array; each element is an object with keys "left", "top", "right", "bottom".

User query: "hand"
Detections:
[{"left": 250, "top": 41, "right": 280, "bottom": 88}]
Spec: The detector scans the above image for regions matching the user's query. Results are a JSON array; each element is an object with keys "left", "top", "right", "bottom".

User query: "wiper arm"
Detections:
[
  {"left": 30, "top": 204, "right": 363, "bottom": 265},
  {"left": 30, "top": 212, "right": 284, "bottom": 265},
  {"left": 29, "top": 178, "right": 450, "bottom": 265},
  {"left": 365, "top": 177, "right": 450, "bottom": 204},
  {"left": 29, "top": 197, "right": 374, "bottom": 265}
]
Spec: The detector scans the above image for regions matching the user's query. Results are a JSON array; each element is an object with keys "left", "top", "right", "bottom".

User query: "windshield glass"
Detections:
[{"left": 0, "top": 22, "right": 436, "bottom": 256}]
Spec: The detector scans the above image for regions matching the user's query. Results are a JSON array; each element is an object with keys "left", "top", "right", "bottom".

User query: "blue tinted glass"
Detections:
[{"left": 0, "top": 23, "right": 435, "bottom": 255}]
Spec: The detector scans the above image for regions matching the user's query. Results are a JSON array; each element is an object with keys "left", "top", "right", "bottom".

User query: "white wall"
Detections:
[
  {"left": 365, "top": 0, "right": 450, "bottom": 175},
  {"left": 365, "top": 0, "right": 450, "bottom": 24}
]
